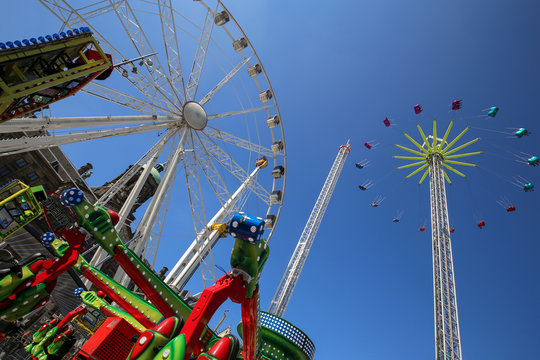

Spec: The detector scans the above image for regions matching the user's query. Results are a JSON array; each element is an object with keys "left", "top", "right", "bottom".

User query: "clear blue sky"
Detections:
[{"left": 2, "top": 1, "right": 540, "bottom": 358}]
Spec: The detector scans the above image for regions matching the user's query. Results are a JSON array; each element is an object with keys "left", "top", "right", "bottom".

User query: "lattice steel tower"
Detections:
[
  {"left": 394, "top": 119, "right": 481, "bottom": 360},
  {"left": 269, "top": 142, "right": 350, "bottom": 317}
]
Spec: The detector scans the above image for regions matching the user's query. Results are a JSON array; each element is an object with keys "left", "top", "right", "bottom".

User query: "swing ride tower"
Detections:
[
  {"left": 269, "top": 142, "right": 351, "bottom": 317},
  {"left": 394, "top": 119, "right": 481, "bottom": 360}
]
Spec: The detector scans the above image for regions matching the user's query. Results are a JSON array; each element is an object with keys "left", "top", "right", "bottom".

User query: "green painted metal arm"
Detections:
[
  {"left": 419, "top": 168, "right": 430, "bottom": 184},
  {"left": 432, "top": 119, "right": 438, "bottom": 148},
  {"left": 79, "top": 290, "right": 147, "bottom": 332},
  {"left": 442, "top": 126, "right": 470, "bottom": 152},
  {"left": 442, "top": 163, "right": 466, "bottom": 178},
  {"left": 403, "top": 131, "right": 428, "bottom": 154},
  {"left": 445, "top": 160, "right": 478, "bottom": 167},
  {"left": 443, "top": 137, "right": 480, "bottom": 156},
  {"left": 393, "top": 155, "right": 425, "bottom": 160},
  {"left": 74, "top": 255, "right": 163, "bottom": 326},
  {"left": 395, "top": 143, "right": 426, "bottom": 157},
  {"left": 443, "top": 170, "right": 452, "bottom": 184},
  {"left": 416, "top": 124, "right": 432, "bottom": 151},
  {"left": 397, "top": 160, "right": 427, "bottom": 170},
  {"left": 65, "top": 192, "right": 219, "bottom": 350},
  {"left": 406, "top": 163, "right": 429, "bottom": 178},
  {"left": 439, "top": 120, "right": 454, "bottom": 150},
  {"left": 444, "top": 151, "right": 482, "bottom": 159}
]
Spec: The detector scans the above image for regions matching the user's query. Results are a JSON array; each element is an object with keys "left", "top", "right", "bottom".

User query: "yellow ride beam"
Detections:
[
  {"left": 445, "top": 160, "right": 478, "bottom": 167},
  {"left": 444, "top": 151, "right": 482, "bottom": 159},
  {"left": 442, "top": 126, "right": 470, "bottom": 153},
  {"left": 393, "top": 155, "right": 426, "bottom": 160},
  {"left": 444, "top": 137, "right": 480, "bottom": 156},
  {"left": 419, "top": 168, "right": 430, "bottom": 184},
  {"left": 432, "top": 119, "right": 438, "bottom": 148},
  {"left": 403, "top": 131, "right": 428, "bottom": 154},
  {"left": 397, "top": 160, "right": 427, "bottom": 169},
  {"left": 416, "top": 124, "right": 432, "bottom": 152},
  {"left": 442, "top": 163, "right": 466, "bottom": 178},
  {"left": 443, "top": 170, "right": 452, "bottom": 184},
  {"left": 395, "top": 144, "right": 426, "bottom": 157},
  {"left": 406, "top": 163, "right": 429, "bottom": 178},
  {"left": 439, "top": 120, "right": 454, "bottom": 150}
]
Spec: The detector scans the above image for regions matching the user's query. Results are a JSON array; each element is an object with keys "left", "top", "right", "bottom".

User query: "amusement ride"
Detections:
[
  {"left": 0, "top": 1, "right": 329, "bottom": 359},
  {"left": 354, "top": 100, "right": 537, "bottom": 360}
]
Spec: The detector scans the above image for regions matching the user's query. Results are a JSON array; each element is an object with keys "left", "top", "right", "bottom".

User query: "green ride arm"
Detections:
[{"left": 79, "top": 290, "right": 148, "bottom": 333}]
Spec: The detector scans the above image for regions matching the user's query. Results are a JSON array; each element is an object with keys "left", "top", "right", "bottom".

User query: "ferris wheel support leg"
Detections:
[
  {"left": 116, "top": 127, "right": 188, "bottom": 287},
  {"left": 84, "top": 130, "right": 174, "bottom": 286},
  {"left": 115, "top": 130, "right": 176, "bottom": 231},
  {"left": 165, "top": 166, "right": 261, "bottom": 289}
]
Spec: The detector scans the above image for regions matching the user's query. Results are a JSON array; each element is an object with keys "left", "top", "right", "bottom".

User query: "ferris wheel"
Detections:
[{"left": 0, "top": 0, "right": 285, "bottom": 292}]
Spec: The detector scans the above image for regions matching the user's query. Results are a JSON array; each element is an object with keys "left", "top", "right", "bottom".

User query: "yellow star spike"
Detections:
[
  {"left": 439, "top": 120, "right": 454, "bottom": 150},
  {"left": 395, "top": 144, "right": 426, "bottom": 157},
  {"left": 395, "top": 120, "right": 480, "bottom": 184},
  {"left": 416, "top": 124, "right": 431, "bottom": 151},
  {"left": 444, "top": 151, "right": 482, "bottom": 159},
  {"left": 419, "top": 168, "right": 430, "bottom": 184},
  {"left": 442, "top": 163, "right": 466, "bottom": 178},
  {"left": 443, "top": 138, "right": 480, "bottom": 156},
  {"left": 406, "top": 163, "right": 429, "bottom": 178},
  {"left": 442, "top": 126, "right": 470, "bottom": 153},
  {"left": 403, "top": 132, "right": 429, "bottom": 154},
  {"left": 398, "top": 160, "right": 428, "bottom": 170}
]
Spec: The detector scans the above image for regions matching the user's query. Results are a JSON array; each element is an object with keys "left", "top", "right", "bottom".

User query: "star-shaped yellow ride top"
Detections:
[{"left": 394, "top": 119, "right": 482, "bottom": 184}]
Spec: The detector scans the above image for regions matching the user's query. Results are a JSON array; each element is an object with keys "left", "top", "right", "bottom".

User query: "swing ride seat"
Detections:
[{"left": 487, "top": 107, "right": 499, "bottom": 117}]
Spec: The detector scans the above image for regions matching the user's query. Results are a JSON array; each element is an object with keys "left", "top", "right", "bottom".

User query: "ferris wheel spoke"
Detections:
[
  {"left": 207, "top": 105, "right": 271, "bottom": 120},
  {"left": 83, "top": 82, "right": 178, "bottom": 116},
  {"left": 0, "top": 114, "right": 179, "bottom": 134},
  {"left": 199, "top": 56, "right": 252, "bottom": 106},
  {"left": 40, "top": 0, "right": 122, "bottom": 30},
  {"left": 96, "top": 129, "right": 175, "bottom": 209},
  {"left": 204, "top": 126, "right": 274, "bottom": 158},
  {"left": 157, "top": 0, "right": 187, "bottom": 102},
  {"left": 109, "top": 0, "right": 183, "bottom": 110},
  {"left": 166, "top": 133, "right": 269, "bottom": 290},
  {"left": 39, "top": 0, "right": 179, "bottom": 112},
  {"left": 192, "top": 132, "right": 234, "bottom": 209},
  {"left": 0, "top": 122, "right": 173, "bottom": 156},
  {"left": 199, "top": 133, "right": 271, "bottom": 206},
  {"left": 185, "top": 1, "right": 218, "bottom": 100}
]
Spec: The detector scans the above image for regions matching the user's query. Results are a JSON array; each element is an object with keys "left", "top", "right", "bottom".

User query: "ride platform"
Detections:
[{"left": 0, "top": 29, "right": 112, "bottom": 123}]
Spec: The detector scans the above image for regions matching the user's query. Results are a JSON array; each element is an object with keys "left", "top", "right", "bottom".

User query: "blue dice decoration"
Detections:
[
  {"left": 40, "top": 232, "right": 56, "bottom": 247},
  {"left": 74, "top": 288, "right": 84, "bottom": 297},
  {"left": 60, "top": 188, "right": 85, "bottom": 206},
  {"left": 228, "top": 212, "right": 265, "bottom": 243}
]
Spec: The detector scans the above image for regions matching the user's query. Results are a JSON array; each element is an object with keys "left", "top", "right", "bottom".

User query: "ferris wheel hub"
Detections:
[{"left": 182, "top": 101, "right": 208, "bottom": 130}]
